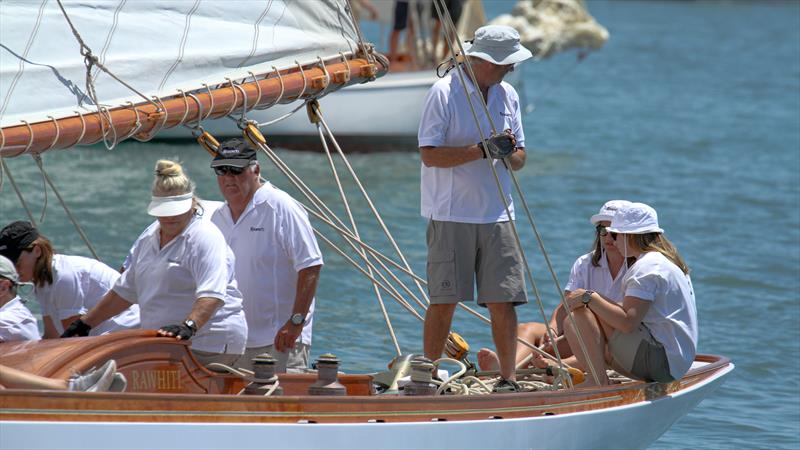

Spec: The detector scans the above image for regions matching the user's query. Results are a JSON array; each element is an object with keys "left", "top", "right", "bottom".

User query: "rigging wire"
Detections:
[
  {"left": 31, "top": 154, "right": 101, "bottom": 260},
  {"left": 1, "top": 158, "right": 38, "bottom": 227},
  {"left": 316, "top": 118, "right": 402, "bottom": 356}
]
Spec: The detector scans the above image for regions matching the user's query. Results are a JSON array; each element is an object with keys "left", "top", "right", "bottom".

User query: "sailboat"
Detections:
[{"left": 0, "top": 1, "right": 732, "bottom": 449}]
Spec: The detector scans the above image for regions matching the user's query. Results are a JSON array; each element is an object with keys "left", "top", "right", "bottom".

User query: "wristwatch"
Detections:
[
  {"left": 290, "top": 313, "right": 306, "bottom": 326},
  {"left": 183, "top": 319, "right": 198, "bottom": 333},
  {"left": 581, "top": 290, "right": 595, "bottom": 306}
]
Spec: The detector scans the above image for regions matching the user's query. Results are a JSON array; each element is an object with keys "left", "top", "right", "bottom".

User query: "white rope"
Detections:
[
  {"left": 314, "top": 104, "right": 431, "bottom": 306},
  {"left": 317, "top": 121, "right": 402, "bottom": 356}
]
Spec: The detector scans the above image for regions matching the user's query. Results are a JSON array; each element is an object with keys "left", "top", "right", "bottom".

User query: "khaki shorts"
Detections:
[
  {"left": 233, "top": 343, "right": 310, "bottom": 374},
  {"left": 426, "top": 220, "right": 527, "bottom": 306},
  {"left": 609, "top": 323, "right": 674, "bottom": 383}
]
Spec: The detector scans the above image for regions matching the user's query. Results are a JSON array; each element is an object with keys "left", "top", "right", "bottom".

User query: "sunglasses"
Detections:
[
  {"left": 596, "top": 225, "right": 608, "bottom": 237},
  {"left": 213, "top": 165, "right": 248, "bottom": 176}
]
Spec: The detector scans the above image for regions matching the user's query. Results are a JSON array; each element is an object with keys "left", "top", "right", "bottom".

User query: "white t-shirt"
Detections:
[
  {"left": 0, "top": 296, "right": 40, "bottom": 342},
  {"left": 114, "top": 216, "right": 247, "bottom": 354},
  {"left": 564, "top": 251, "right": 627, "bottom": 303},
  {"left": 211, "top": 182, "right": 323, "bottom": 348},
  {"left": 35, "top": 254, "right": 140, "bottom": 336},
  {"left": 623, "top": 251, "right": 698, "bottom": 379},
  {"left": 418, "top": 74, "right": 525, "bottom": 224}
]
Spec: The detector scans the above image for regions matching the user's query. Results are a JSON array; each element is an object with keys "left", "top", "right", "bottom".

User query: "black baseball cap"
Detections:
[
  {"left": 0, "top": 221, "right": 39, "bottom": 264},
  {"left": 210, "top": 138, "right": 257, "bottom": 169}
]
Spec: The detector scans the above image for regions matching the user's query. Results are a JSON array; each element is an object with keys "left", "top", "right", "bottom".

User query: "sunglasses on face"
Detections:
[
  {"left": 596, "top": 225, "right": 608, "bottom": 237},
  {"left": 213, "top": 165, "right": 248, "bottom": 176}
]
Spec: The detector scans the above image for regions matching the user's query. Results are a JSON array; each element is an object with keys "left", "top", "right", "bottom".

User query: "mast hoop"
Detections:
[{"left": 45, "top": 116, "right": 61, "bottom": 151}]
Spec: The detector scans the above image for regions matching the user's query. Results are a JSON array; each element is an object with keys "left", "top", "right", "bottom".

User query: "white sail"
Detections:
[{"left": 0, "top": 0, "right": 361, "bottom": 128}]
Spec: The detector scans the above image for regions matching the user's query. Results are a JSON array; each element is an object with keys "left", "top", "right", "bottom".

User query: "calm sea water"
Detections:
[{"left": 1, "top": 1, "right": 798, "bottom": 448}]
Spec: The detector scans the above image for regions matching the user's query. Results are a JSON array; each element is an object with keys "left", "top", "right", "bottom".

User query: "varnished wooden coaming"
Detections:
[{"left": 0, "top": 331, "right": 731, "bottom": 424}]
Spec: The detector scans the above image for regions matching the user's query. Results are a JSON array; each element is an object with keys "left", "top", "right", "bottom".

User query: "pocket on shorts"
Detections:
[{"left": 427, "top": 249, "right": 457, "bottom": 298}]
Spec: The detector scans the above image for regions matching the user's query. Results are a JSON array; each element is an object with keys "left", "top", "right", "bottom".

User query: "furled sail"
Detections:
[
  {"left": 0, "top": 0, "right": 386, "bottom": 156},
  {"left": 490, "top": 0, "right": 609, "bottom": 59}
]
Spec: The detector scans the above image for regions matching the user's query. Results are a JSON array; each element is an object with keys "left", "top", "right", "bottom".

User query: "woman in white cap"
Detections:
[
  {"left": 562, "top": 202, "right": 698, "bottom": 385},
  {"left": 0, "top": 254, "right": 40, "bottom": 342},
  {"left": 0, "top": 221, "right": 140, "bottom": 338},
  {"left": 63, "top": 160, "right": 247, "bottom": 366},
  {"left": 477, "top": 200, "right": 633, "bottom": 371}
]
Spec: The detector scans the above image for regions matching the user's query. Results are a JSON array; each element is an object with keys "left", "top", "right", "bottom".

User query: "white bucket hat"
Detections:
[
  {"left": 147, "top": 192, "right": 194, "bottom": 217},
  {"left": 590, "top": 200, "right": 633, "bottom": 225},
  {"left": 463, "top": 25, "right": 533, "bottom": 66},
  {"left": 607, "top": 202, "right": 664, "bottom": 235},
  {"left": 0, "top": 254, "right": 19, "bottom": 285}
]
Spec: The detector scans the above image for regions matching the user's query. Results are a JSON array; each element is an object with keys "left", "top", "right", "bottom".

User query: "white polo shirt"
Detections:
[
  {"left": 623, "top": 251, "right": 698, "bottom": 379},
  {"left": 564, "top": 251, "right": 627, "bottom": 303},
  {"left": 211, "top": 182, "right": 323, "bottom": 348},
  {"left": 122, "top": 200, "right": 224, "bottom": 270},
  {"left": 35, "top": 254, "right": 140, "bottom": 336},
  {"left": 0, "top": 296, "right": 40, "bottom": 342},
  {"left": 418, "top": 74, "right": 525, "bottom": 224},
  {"left": 115, "top": 216, "right": 247, "bottom": 354}
]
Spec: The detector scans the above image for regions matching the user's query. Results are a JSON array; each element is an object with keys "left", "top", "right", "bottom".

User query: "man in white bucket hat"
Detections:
[{"left": 418, "top": 25, "right": 533, "bottom": 392}]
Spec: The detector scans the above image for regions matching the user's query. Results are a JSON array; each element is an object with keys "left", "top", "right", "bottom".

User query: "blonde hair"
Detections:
[
  {"left": 152, "top": 159, "right": 195, "bottom": 197},
  {"left": 629, "top": 233, "right": 690, "bottom": 275}
]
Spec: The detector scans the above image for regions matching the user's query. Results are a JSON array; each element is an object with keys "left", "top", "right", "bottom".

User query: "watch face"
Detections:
[{"left": 291, "top": 314, "right": 304, "bottom": 325}]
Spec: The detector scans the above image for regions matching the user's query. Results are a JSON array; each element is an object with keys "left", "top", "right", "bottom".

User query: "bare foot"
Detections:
[{"left": 477, "top": 348, "right": 500, "bottom": 371}]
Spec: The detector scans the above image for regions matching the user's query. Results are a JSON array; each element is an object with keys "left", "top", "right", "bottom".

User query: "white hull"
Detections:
[
  {"left": 160, "top": 70, "right": 438, "bottom": 141},
  {"left": 0, "top": 362, "right": 733, "bottom": 450}
]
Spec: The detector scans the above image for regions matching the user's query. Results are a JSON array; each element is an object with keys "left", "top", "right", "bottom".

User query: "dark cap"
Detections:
[
  {"left": 0, "top": 221, "right": 39, "bottom": 264},
  {"left": 210, "top": 138, "right": 257, "bottom": 169}
]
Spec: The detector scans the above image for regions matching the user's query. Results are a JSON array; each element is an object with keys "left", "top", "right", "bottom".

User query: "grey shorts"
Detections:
[
  {"left": 609, "top": 323, "right": 674, "bottom": 383},
  {"left": 426, "top": 220, "right": 527, "bottom": 306}
]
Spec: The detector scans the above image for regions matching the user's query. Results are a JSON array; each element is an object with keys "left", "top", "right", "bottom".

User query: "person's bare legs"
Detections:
[
  {"left": 0, "top": 365, "right": 68, "bottom": 390},
  {"left": 486, "top": 302, "right": 517, "bottom": 381},
  {"left": 563, "top": 307, "right": 609, "bottom": 386},
  {"left": 423, "top": 303, "right": 458, "bottom": 361},
  {"left": 478, "top": 321, "right": 547, "bottom": 371}
]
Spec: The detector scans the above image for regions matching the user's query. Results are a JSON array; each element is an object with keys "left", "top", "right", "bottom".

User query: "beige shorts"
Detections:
[
  {"left": 609, "top": 323, "right": 674, "bottom": 383},
  {"left": 426, "top": 220, "right": 527, "bottom": 306},
  {"left": 233, "top": 343, "right": 310, "bottom": 374}
]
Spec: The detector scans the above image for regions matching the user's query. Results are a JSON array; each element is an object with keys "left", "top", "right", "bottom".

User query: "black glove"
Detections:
[
  {"left": 61, "top": 318, "right": 92, "bottom": 338},
  {"left": 478, "top": 131, "right": 516, "bottom": 159},
  {"left": 158, "top": 322, "right": 196, "bottom": 340}
]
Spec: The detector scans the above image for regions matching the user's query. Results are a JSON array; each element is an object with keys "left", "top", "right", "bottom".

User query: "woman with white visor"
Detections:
[
  {"left": 63, "top": 160, "right": 247, "bottom": 366},
  {"left": 478, "top": 200, "right": 633, "bottom": 371},
  {"left": 562, "top": 202, "right": 698, "bottom": 385}
]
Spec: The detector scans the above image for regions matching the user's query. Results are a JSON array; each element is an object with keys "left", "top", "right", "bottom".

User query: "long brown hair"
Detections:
[
  {"left": 630, "top": 233, "right": 690, "bottom": 275},
  {"left": 30, "top": 236, "right": 55, "bottom": 287}
]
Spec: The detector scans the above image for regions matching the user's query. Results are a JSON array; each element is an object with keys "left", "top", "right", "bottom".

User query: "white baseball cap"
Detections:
[
  {"left": 147, "top": 192, "right": 194, "bottom": 217},
  {"left": 590, "top": 200, "right": 633, "bottom": 225},
  {"left": 463, "top": 25, "right": 533, "bottom": 66},
  {"left": 607, "top": 202, "right": 664, "bottom": 234},
  {"left": 0, "top": 254, "right": 19, "bottom": 285}
]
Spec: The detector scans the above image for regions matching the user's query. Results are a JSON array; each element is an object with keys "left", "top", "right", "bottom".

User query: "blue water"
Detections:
[{"left": 2, "top": 1, "right": 799, "bottom": 448}]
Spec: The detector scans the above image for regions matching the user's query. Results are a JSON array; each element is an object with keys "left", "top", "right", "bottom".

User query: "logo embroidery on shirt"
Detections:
[
  {"left": 441, "top": 280, "right": 452, "bottom": 290},
  {"left": 250, "top": 226, "right": 264, "bottom": 232}
]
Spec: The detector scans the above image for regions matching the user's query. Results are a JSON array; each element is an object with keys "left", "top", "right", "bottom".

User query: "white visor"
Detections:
[{"left": 147, "top": 193, "right": 194, "bottom": 217}]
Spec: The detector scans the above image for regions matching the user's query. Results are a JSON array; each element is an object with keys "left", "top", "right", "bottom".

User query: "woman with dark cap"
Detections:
[{"left": 0, "top": 221, "right": 140, "bottom": 338}]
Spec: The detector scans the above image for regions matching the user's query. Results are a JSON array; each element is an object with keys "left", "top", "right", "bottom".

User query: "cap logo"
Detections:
[{"left": 221, "top": 148, "right": 239, "bottom": 156}]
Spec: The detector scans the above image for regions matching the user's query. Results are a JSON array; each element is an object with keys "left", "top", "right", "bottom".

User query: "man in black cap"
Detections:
[{"left": 209, "top": 138, "right": 323, "bottom": 373}]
